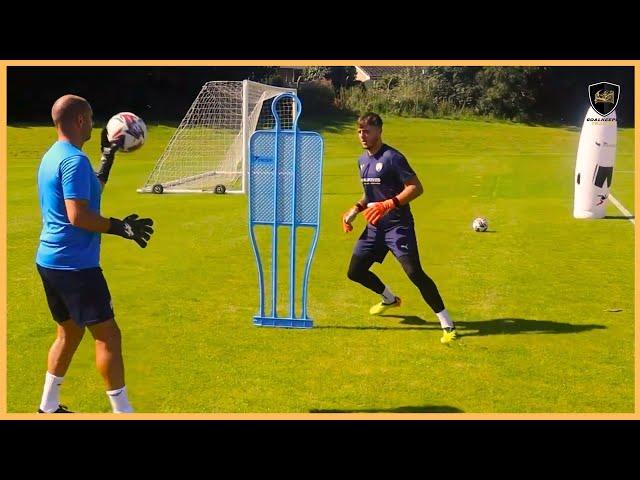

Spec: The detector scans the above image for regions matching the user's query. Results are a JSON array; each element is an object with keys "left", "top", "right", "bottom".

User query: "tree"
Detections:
[
  {"left": 328, "top": 66, "right": 357, "bottom": 90},
  {"left": 475, "top": 67, "right": 549, "bottom": 121},
  {"left": 302, "top": 66, "right": 331, "bottom": 81},
  {"left": 301, "top": 67, "right": 357, "bottom": 91}
]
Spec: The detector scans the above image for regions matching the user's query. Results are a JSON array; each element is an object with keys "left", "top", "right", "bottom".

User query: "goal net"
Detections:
[{"left": 138, "top": 80, "right": 296, "bottom": 194}]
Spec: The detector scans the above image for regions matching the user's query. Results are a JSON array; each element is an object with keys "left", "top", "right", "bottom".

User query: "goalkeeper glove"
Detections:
[
  {"left": 96, "top": 128, "right": 124, "bottom": 184},
  {"left": 342, "top": 202, "right": 365, "bottom": 233},
  {"left": 362, "top": 197, "right": 400, "bottom": 226},
  {"left": 107, "top": 214, "right": 154, "bottom": 248}
]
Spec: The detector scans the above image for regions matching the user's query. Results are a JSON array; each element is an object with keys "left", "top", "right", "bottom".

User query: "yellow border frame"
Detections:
[{"left": 0, "top": 59, "right": 637, "bottom": 420}]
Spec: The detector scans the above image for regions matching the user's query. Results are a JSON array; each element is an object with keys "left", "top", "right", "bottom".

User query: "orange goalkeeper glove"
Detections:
[{"left": 362, "top": 197, "right": 400, "bottom": 225}]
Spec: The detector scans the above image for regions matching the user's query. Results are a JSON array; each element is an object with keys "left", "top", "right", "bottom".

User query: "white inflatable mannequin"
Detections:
[{"left": 573, "top": 107, "right": 617, "bottom": 219}]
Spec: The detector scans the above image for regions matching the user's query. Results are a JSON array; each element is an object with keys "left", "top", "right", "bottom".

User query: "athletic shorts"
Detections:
[
  {"left": 36, "top": 264, "right": 114, "bottom": 327},
  {"left": 353, "top": 222, "right": 418, "bottom": 263}
]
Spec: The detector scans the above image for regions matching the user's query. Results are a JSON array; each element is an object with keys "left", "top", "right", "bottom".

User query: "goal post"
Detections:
[{"left": 138, "top": 80, "right": 296, "bottom": 194}]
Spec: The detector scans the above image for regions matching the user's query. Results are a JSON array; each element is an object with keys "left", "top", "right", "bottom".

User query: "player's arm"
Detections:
[
  {"left": 96, "top": 128, "right": 123, "bottom": 190},
  {"left": 342, "top": 195, "right": 368, "bottom": 233},
  {"left": 62, "top": 154, "right": 154, "bottom": 247},
  {"left": 395, "top": 174, "right": 423, "bottom": 206},
  {"left": 65, "top": 199, "right": 154, "bottom": 248},
  {"left": 65, "top": 199, "right": 110, "bottom": 232}
]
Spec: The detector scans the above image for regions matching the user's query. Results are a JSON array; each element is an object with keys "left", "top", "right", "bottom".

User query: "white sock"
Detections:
[
  {"left": 436, "top": 309, "right": 454, "bottom": 329},
  {"left": 39, "top": 372, "right": 64, "bottom": 413},
  {"left": 381, "top": 286, "right": 396, "bottom": 304},
  {"left": 107, "top": 386, "right": 134, "bottom": 413}
]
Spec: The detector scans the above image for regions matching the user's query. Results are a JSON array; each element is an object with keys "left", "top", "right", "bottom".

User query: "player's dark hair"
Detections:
[{"left": 357, "top": 112, "right": 383, "bottom": 128}]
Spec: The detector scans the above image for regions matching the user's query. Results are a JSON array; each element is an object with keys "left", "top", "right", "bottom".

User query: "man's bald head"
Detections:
[
  {"left": 51, "top": 94, "right": 93, "bottom": 145},
  {"left": 51, "top": 95, "right": 91, "bottom": 127}
]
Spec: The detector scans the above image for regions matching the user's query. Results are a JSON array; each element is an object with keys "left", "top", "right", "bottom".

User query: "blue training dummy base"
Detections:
[{"left": 248, "top": 93, "right": 324, "bottom": 328}]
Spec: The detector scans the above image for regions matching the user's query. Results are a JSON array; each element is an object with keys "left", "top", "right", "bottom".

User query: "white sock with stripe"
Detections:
[
  {"left": 107, "top": 386, "right": 134, "bottom": 413},
  {"left": 382, "top": 286, "right": 396, "bottom": 304},
  {"left": 39, "top": 371, "right": 64, "bottom": 413},
  {"left": 436, "top": 309, "right": 454, "bottom": 329}
]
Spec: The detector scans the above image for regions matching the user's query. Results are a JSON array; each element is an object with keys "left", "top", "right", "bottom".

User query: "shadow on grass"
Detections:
[
  {"left": 604, "top": 215, "right": 635, "bottom": 221},
  {"left": 299, "top": 113, "right": 356, "bottom": 134},
  {"left": 310, "top": 405, "right": 464, "bottom": 413},
  {"left": 316, "top": 317, "right": 606, "bottom": 336}
]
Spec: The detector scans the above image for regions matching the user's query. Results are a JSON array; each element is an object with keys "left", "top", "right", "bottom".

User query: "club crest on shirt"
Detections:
[{"left": 375, "top": 162, "right": 383, "bottom": 172}]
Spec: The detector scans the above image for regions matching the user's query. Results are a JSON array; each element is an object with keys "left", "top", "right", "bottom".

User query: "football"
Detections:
[
  {"left": 472, "top": 217, "right": 488, "bottom": 232},
  {"left": 106, "top": 112, "right": 147, "bottom": 152}
]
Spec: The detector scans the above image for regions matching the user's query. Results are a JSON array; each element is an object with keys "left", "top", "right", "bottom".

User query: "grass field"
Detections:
[{"left": 7, "top": 115, "right": 635, "bottom": 413}]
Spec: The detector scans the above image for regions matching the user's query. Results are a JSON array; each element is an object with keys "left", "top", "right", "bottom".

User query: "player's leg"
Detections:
[
  {"left": 348, "top": 226, "right": 400, "bottom": 314},
  {"left": 388, "top": 226, "right": 457, "bottom": 343},
  {"left": 87, "top": 319, "right": 124, "bottom": 391},
  {"left": 397, "top": 255, "right": 457, "bottom": 343},
  {"left": 348, "top": 253, "right": 401, "bottom": 314},
  {"left": 347, "top": 252, "right": 383, "bottom": 292},
  {"left": 82, "top": 268, "right": 134, "bottom": 413},
  {"left": 36, "top": 265, "right": 84, "bottom": 413},
  {"left": 40, "top": 321, "right": 85, "bottom": 413},
  {"left": 47, "top": 320, "right": 85, "bottom": 378},
  {"left": 87, "top": 319, "right": 133, "bottom": 413}
]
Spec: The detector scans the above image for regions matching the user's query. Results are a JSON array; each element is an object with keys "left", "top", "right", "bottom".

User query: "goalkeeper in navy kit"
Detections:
[{"left": 343, "top": 113, "right": 457, "bottom": 344}]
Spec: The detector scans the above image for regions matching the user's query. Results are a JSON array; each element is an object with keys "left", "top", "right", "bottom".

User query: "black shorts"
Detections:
[
  {"left": 353, "top": 222, "right": 419, "bottom": 263},
  {"left": 36, "top": 264, "right": 114, "bottom": 327}
]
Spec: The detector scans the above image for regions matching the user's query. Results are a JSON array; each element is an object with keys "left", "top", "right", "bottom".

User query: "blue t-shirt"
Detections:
[
  {"left": 36, "top": 141, "right": 102, "bottom": 270},
  {"left": 358, "top": 143, "right": 416, "bottom": 226}
]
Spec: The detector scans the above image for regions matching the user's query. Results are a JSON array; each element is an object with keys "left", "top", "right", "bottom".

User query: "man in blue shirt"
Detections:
[
  {"left": 36, "top": 94, "right": 154, "bottom": 413},
  {"left": 343, "top": 113, "right": 457, "bottom": 344}
]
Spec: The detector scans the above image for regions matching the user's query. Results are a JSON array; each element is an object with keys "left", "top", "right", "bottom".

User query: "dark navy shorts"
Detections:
[
  {"left": 353, "top": 222, "right": 418, "bottom": 263},
  {"left": 36, "top": 264, "right": 114, "bottom": 327}
]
